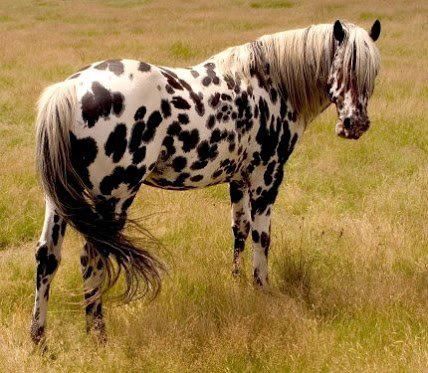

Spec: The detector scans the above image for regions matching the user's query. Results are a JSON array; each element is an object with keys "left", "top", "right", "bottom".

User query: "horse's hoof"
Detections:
[
  {"left": 87, "top": 320, "right": 107, "bottom": 345},
  {"left": 30, "top": 322, "right": 45, "bottom": 345},
  {"left": 232, "top": 268, "right": 240, "bottom": 276},
  {"left": 253, "top": 268, "right": 268, "bottom": 288}
]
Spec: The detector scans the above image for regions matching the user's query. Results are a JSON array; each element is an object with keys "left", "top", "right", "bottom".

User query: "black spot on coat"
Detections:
[
  {"left": 70, "top": 133, "right": 98, "bottom": 189},
  {"left": 134, "top": 106, "right": 147, "bottom": 121},
  {"left": 172, "top": 156, "right": 187, "bottom": 172},
  {"left": 229, "top": 181, "right": 244, "bottom": 203},
  {"left": 178, "top": 113, "right": 189, "bottom": 124},
  {"left": 179, "top": 129, "right": 199, "bottom": 152},
  {"left": 129, "top": 121, "right": 145, "bottom": 152},
  {"left": 52, "top": 224, "right": 60, "bottom": 246},
  {"left": 138, "top": 62, "right": 151, "bottom": 72},
  {"left": 35, "top": 244, "right": 59, "bottom": 289},
  {"left": 94, "top": 59, "right": 125, "bottom": 76},
  {"left": 142, "top": 111, "right": 162, "bottom": 142},
  {"left": 81, "top": 82, "right": 124, "bottom": 127},
  {"left": 206, "top": 115, "right": 216, "bottom": 129},
  {"left": 172, "top": 96, "right": 191, "bottom": 110},
  {"left": 190, "top": 175, "right": 203, "bottom": 182},
  {"left": 161, "top": 99, "right": 171, "bottom": 118},
  {"left": 105, "top": 124, "right": 127, "bottom": 163}
]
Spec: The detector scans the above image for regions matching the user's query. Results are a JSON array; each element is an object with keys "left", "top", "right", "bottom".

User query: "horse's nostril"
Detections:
[{"left": 343, "top": 118, "right": 351, "bottom": 129}]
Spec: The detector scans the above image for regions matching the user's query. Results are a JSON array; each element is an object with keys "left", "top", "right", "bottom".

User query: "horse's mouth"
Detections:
[{"left": 335, "top": 122, "right": 363, "bottom": 140}]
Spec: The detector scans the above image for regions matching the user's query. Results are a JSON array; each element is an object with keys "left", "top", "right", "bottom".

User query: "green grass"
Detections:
[
  {"left": 169, "top": 41, "right": 198, "bottom": 60},
  {"left": 101, "top": 0, "right": 151, "bottom": 8},
  {"left": 250, "top": 0, "right": 294, "bottom": 9},
  {"left": 0, "top": 0, "right": 427, "bottom": 371}
]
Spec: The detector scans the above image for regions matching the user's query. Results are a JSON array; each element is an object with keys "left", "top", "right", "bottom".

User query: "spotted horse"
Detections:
[{"left": 32, "top": 20, "right": 381, "bottom": 343}]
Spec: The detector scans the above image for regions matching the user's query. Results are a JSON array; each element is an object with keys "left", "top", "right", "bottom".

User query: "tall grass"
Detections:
[{"left": 0, "top": 0, "right": 427, "bottom": 371}]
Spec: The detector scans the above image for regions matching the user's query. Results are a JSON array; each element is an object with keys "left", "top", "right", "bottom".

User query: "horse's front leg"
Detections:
[
  {"left": 249, "top": 164, "right": 284, "bottom": 287},
  {"left": 229, "top": 181, "right": 251, "bottom": 276},
  {"left": 30, "top": 200, "right": 66, "bottom": 344},
  {"left": 80, "top": 242, "right": 106, "bottom": 342},
  {"left": 250, "top": 209, "right": 272, "bottom": 286}
]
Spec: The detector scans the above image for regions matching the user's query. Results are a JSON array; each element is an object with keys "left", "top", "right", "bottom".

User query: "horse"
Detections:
[{"left": 32, "top": 20, "right": 381, "bottom": 343}]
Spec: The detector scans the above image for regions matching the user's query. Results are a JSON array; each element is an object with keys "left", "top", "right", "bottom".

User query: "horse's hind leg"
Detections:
[
  {"left": 80, "top": 242, "right": 106, "bottom": 342},
  {"left": 229, "top": 181, "right": 251, "bottom": 276},
  {"left": 79, "top": 193, "right": 137, "bottom": 341},
  {"left": 30, "top": 200, "right": 67, "bottom": 344}
]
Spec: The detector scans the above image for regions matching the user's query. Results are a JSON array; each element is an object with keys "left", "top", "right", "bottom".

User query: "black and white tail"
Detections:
[{"left": 35, "top": 80, "right": 163, "bottom": 301}]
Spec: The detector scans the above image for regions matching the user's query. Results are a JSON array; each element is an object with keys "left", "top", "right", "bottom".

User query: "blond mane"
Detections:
[{"left": 212, "top": 22, "right": 380, "bottom": 123}]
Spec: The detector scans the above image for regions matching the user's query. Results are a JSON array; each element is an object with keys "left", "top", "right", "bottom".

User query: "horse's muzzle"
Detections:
[{"left": 335, "top": 120, "right": 370, "bottom": 140}]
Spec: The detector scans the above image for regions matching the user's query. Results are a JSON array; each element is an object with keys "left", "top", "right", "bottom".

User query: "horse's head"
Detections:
[{"left": 327, "top": 20, "right": 381, "bottom": 140}]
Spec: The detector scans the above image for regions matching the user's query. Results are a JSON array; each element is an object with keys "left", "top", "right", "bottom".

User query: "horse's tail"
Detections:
[{"left": 35, "top": 80, "right": 163, "bottom": 301}]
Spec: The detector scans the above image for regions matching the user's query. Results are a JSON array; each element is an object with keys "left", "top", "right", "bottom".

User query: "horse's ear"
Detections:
[
  {"left": 369, "top": 19, "right": 381, "bottom": 41},
  {"left": 333, "top": 20, "right": 345, "bottom": 44}
]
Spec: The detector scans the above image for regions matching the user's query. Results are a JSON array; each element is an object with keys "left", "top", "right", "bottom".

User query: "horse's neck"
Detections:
[
  {"left": 256, "top": 34, "right": 332, "bottom": 125},
  {"left": 251, "top": 60, "right": 330, "bottom": 129},
  {"left": 301, "top": 94, "right": 332, "bottom": 126}
]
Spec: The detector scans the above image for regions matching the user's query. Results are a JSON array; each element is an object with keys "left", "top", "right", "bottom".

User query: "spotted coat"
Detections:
[
  {"left": 31, "top": 19, "right": 381, "bottom": 343},
  {"left": 31, "top": 57, "right": 301, "bottom": 342}
]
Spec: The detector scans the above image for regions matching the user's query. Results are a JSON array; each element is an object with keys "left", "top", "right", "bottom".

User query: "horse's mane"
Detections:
[{"left": 212, "top": 22, "right": 380, "bottom": 123}]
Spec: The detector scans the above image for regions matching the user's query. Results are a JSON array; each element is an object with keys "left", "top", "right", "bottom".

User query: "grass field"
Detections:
[{"left": 0, "top": 0, "right": 427, "bottom": 371}]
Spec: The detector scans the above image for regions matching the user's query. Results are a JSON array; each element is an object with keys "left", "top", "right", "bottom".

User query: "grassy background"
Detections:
[{"left": 0, "top": 0, "right": 427, "bottom": 371}]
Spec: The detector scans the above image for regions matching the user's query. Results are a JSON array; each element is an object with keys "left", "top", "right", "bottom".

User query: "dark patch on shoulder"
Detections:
[
  {"left": 161, "top": 99, "right": 171, "bottom": 118},
  {"left": 206, "top": 114, "right": 216, "bottom": 129},
  {"left": 171, "top": 96, "right": 191, "bottom": 110},
  {"left": 160, "top": 69, "right": 184, "bottom": 91},
  {"left": 209, "top": 93, "right": 221, "bottom": 108}
]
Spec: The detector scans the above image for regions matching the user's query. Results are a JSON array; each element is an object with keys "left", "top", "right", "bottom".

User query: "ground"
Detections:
[{"left": 0, "top": 0, "right": 427, "bottom": 371}]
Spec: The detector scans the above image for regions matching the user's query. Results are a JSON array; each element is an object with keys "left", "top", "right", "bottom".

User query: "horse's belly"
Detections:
[{"left": 144, "top": 134, "right": 244, "bottom": 190}]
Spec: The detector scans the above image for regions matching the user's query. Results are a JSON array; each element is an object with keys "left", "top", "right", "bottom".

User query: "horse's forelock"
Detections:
[{"left": 342, "top": 25, "right": 380, "bottom": 95}]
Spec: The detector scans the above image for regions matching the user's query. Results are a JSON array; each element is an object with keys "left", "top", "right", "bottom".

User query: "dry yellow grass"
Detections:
[{"left": 0, "top": 0, "right": 427, "bottom": 371}]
